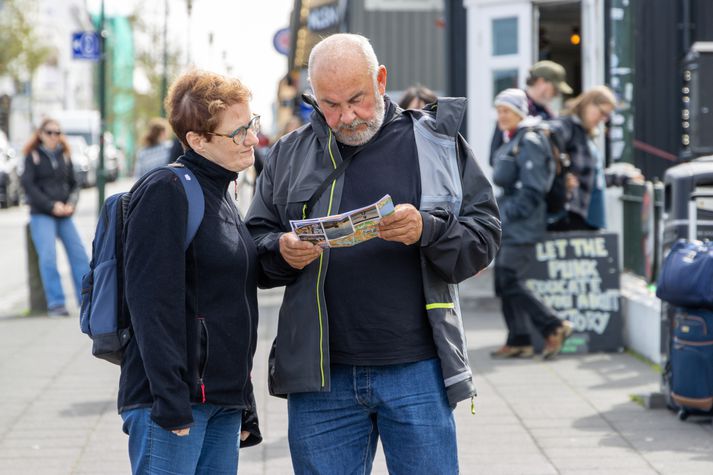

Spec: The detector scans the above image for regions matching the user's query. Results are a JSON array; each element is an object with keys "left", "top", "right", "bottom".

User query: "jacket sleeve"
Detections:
[
  {"left": 20, "top": 152, "right": 55, "bottom": 215},
  {"left": 124, "top": 175, "right": 193, "bottom": 431},
  {"left": 419, "top": 135, "right": 502, "bottom": 284},
  {"left": 245, "top": 144, "right": 301, "bottom": 288},
  {"left": 498, "top": 133, "right": 553, "bottom": 222},
  {"left": 239, "top": 390, "right": 263, "bottom": 448}
]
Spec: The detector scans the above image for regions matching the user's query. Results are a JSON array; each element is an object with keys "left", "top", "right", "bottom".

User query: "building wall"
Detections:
[
  {"left": 632, "top": 0, "right": 713, "bottom": 180},
  {"left": 346, "top": 0, "right": 446, "bottom": 96}
]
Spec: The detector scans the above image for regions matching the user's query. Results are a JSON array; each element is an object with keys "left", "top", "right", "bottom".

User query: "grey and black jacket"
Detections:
[
  {"left": 492, "top": 118, "right": 555, "bottom": 245},
  {"left": 245, "top": 96, "right": 501, "bottom": 407}
]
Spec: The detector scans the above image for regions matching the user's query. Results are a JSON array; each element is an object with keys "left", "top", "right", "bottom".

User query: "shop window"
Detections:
[
  {"left": 493, "top": 69, "right": 519, "bottom": 97},
  {"left": 492, "top": 17, "right": 518, "bottom": 56}
]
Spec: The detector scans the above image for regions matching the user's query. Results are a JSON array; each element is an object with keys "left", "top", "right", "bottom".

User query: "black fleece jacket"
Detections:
[
  {"left": 119, "top": 150, "right": 261, "bottom": 446},
  {"left": 21, "top": 146, "right": 79, "bottom": 215}
]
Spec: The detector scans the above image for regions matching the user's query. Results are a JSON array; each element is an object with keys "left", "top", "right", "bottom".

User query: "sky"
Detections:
[{"left": 86, "top": 0, "right": 294, "bottom": 133}]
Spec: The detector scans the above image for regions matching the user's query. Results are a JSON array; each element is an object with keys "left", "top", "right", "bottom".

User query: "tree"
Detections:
[
  {"left": 128, "top": 8, "right": 184, "bottom": 141},
  {"left": 0, "top": 0, "right": 51, "bottom": 85}
]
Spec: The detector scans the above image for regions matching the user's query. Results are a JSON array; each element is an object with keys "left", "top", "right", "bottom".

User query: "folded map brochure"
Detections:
[{"left": 290, "top": 194, "right": 395, "bottom": 248}]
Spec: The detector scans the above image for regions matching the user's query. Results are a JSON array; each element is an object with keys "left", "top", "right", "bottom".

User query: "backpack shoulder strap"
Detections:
[{"left": 166, "top": 164, "right": 205, "bottom": 250}]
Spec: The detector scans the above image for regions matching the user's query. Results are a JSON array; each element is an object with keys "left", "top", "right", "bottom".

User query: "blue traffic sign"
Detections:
[{"left": 72, "top": 32, "right": 101, "bottom": 61}]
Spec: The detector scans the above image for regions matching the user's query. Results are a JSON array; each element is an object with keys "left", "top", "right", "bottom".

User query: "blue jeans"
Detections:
[
  {"left": 288, "top": 358, "right": 458, "bottom": 475},
  {"left": 29, "top": 214, "right": 89, "bottom": 309},
  {"left": 121, "top": 404, "right": 243, "bottom": 475}
]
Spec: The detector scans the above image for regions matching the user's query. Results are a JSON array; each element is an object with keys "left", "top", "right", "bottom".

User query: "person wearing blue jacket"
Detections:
[
  {"left": 490, "top": 88, "right": 573, "bottom": 360},
  {"left": 119, "top": 70, "right": 262, "bottom": 474}
]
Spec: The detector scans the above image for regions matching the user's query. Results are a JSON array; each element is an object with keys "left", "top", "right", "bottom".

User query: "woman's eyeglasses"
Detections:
[
  {"left": 43, "top": 130, "right": 62, "bottom": 136},
  {"left": 208, "top": 115, "right": 261, "bottom": 146}
]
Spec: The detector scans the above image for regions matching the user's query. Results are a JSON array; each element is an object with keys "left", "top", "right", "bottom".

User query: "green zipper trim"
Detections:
[
  {"left": 425, "top": 302, "right": 455, "bottom": 310},
  {"left": 315, "top": 129, "right": 338, "bottom": 387}
]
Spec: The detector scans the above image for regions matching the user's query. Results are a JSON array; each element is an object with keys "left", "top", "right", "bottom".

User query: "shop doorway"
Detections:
[{"left": 537, "top": 1, "right": 583, "bottom": 96}]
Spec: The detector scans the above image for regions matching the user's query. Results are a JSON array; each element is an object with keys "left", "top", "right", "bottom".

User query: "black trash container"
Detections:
[{"left": 662, "top": 155, "right": 713, "bottom": 251}]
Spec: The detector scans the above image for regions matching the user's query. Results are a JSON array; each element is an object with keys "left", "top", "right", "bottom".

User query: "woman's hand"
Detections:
[
  {"left": 172, "top": 427, "right": 190, "bottom": 437},
  {"left": 240, "top": 430, "right": 250, "bottom": 441}
]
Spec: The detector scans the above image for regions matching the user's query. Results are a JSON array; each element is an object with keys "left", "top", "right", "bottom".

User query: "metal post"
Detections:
[
  {"left": 97, "top": 0, "right": 106, "bottom": 211},
  {"left": 608, "top": 0, "right": 635, "bottom": 165},
  {"left": 26, "top": 223, "right": 47, "bottom": 314},
  {"left": 160, "top": 0, "right": 169, "bottom": 117}
]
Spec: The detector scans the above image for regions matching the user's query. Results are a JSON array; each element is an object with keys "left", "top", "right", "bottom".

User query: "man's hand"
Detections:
[
  {"left": 378, "top": 204, "right": 423, "bottom": 245},
  {"left": 279, "top": 232, "right": 323, "bottom": 269},
  {"left": 172, "top": 427, "right": 190, "bottom": 437},
  {"left": 565, "top": 173, "right": 579, "bottom": 192},
  {"left": 240, "top": 430, "right": 251, "bottom": 442}
]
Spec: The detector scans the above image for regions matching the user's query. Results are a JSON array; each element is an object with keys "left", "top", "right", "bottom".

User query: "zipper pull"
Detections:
[
  {"left": 470, "top": 396, "right": 476, "bottom": 415},
  {"left": 199, "top": 379, "right": 206, "bottom": 404}
]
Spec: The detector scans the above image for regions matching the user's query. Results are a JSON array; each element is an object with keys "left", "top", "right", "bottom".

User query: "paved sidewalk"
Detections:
[
  {"left": 0, "top": 186, "right": 712, "bottom": 473},
  {"left": 1, "top": 278, "right": 712, "bottom": 474}
]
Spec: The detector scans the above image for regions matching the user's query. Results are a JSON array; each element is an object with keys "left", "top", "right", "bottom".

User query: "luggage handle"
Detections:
[{"left": 687, "top": 191, "right": 713, "bottom": 242}]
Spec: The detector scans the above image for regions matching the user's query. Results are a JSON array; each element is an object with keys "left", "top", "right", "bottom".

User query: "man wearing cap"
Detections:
[
  {"left": 490, "top": 88, "right": 573, "bottom": 360},
  {"left": 489, "top": 60, "right": 573, "bottom": 165}
]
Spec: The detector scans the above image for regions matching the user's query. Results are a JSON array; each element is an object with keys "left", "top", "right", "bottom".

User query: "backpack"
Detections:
[
  {"left": 510, "top": 125, "right": 570, "bottom": 215},
  {"left": 79, "top": 164, "right": 205, "bottom": 364}
]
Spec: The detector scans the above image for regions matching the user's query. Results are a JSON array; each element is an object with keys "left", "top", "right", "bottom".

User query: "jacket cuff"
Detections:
[
  {"left": 240, "top": 406, "right": 263, "bottom": 448},
  {"left": 445, "top": 377, "right": 478, "bottom": 409},
  {"left": 419, "top": 211, "right": 445, "bottom": 247}
]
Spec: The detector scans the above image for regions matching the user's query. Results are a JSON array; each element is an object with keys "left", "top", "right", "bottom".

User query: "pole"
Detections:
[
  {"left": 160, "top": 0, "right": 169, "bottom": 117},
  {"left": 186, "top": 0, "right": 193, "bottom": 66},
  {"left": 97, "top": 0, "right": 106, "bottom": 211}
]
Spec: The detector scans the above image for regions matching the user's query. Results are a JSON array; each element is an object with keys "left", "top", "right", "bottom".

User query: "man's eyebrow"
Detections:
[{"left": 348, "top": 92, "right": 364, "bottom": 102}]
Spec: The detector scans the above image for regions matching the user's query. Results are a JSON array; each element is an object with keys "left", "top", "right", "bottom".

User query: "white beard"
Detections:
[{"left": 333, "top": 93, "right": 385, "bottom": 146}]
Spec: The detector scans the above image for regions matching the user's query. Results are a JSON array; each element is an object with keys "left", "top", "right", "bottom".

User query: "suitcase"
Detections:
[{"left": 667, "top": 307, "right": 713, "bottom": 420}]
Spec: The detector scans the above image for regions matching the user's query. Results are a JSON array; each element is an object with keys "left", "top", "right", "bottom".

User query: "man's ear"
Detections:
[
  {"left": 376, "top": 65, "right": 387, "bottom": 95},
  {"left": 186, "top": 131, "right": 204, "bottom": 152}
]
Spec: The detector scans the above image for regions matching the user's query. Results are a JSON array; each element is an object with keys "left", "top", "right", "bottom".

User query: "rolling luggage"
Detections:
[{"left": 667, "top": 307, "right": 713, "bottom": 420}]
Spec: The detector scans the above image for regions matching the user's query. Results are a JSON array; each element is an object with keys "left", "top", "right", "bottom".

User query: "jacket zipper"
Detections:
[
  {"left": 197, "top": 317, "right": 208, "bottom": 403},
  {"left": 226, "top": 195, "right": 254, "bottom": 402}
]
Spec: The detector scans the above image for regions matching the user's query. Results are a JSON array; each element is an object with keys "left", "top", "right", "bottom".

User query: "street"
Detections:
[{"left": 0, "top": 182, "right": 712, "bottom": 474}]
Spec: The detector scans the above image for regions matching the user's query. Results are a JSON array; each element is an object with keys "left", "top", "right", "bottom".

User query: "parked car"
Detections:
[
  {"left": 0, "top": 130, "right": 21, "bottom": 208},
  {"left": 66, "top": 135, "right": 96, "bottom": 188}
]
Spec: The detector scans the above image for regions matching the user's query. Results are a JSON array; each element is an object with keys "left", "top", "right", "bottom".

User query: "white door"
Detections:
[{"left": 465, "top": 0, "right": 534, "bottom": 177}]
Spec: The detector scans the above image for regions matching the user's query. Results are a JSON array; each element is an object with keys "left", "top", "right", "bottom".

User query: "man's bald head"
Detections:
[{"left": 308, "top": 34, "right": 379, "bottom": 85}]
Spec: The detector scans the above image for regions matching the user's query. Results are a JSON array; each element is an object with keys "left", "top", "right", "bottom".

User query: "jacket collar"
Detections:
[{"left": 179, "top": 148, "right": 239, "bottom": 187}]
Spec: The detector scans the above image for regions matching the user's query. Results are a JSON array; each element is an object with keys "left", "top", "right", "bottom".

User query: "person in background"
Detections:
[
  {"left": 398, "top": 84, "right": 437, "bottom": 110},
  {"left": 489, "top": 89, "right": 573, "bottom": 360},
  {"left": 489, "top": 60, "right": 572, "bottom": 164},
  {"left": 134, "top": 118, "right": 173, "bottom": 178},
  {"left": 120, "top": 70, "right": 262, "bottom": 474},
  {"left": 547, "top": 85, "right": 618, "bottom": 231},
  {"left": 20, "top": 118, "right": 90, "bottom": 317}
]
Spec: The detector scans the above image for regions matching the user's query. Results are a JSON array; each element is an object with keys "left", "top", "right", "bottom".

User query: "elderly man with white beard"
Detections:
[{"left": 246, "top": 33, "right": 501, "bottom": 475}]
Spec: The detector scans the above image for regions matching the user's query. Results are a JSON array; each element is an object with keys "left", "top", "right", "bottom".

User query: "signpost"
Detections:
[
  {"left": 273, "top": 28, "right": 290, "bottom": 56},
  {"left": 71, "top": 32, "right": 101, "bottom": 61}
]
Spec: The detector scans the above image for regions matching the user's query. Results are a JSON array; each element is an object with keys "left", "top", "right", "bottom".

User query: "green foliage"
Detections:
[
  {"left": 0, "top": 0, "right": 51, "bottom": 83},
  {"left": 128, "top": 10, "right": 184, "bottom": 137}
]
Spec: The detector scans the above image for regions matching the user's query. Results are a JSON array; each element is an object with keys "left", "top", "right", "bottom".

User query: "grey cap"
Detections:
[
  {"left": 494, "top": 88, "right": 528, "bottom": 118},
  {"left": 530, "top": 60, "right": 573, "bottom": 95}
]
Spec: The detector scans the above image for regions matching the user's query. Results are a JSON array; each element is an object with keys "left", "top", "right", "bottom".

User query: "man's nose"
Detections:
[{"left": 340, "top": 106, "right": 356, "bottom": 125}]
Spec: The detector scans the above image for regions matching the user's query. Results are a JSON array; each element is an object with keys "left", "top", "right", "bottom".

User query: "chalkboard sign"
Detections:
[{"left": 523, "top": 231, "right": 623, "bottom": 353}]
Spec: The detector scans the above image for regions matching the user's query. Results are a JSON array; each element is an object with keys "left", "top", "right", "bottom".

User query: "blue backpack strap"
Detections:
[{"left": 166, "top": 165, "right": 205, "bottom": 250}]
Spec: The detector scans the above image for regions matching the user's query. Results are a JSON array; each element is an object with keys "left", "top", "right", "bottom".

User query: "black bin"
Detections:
[{"left": 662, "top": 155, "right": 713, "bottom": 251}]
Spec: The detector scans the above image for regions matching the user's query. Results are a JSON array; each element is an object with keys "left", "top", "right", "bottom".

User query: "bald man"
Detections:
[{"left": 246, "top": 34, "right": 500, "bottom": 474}]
